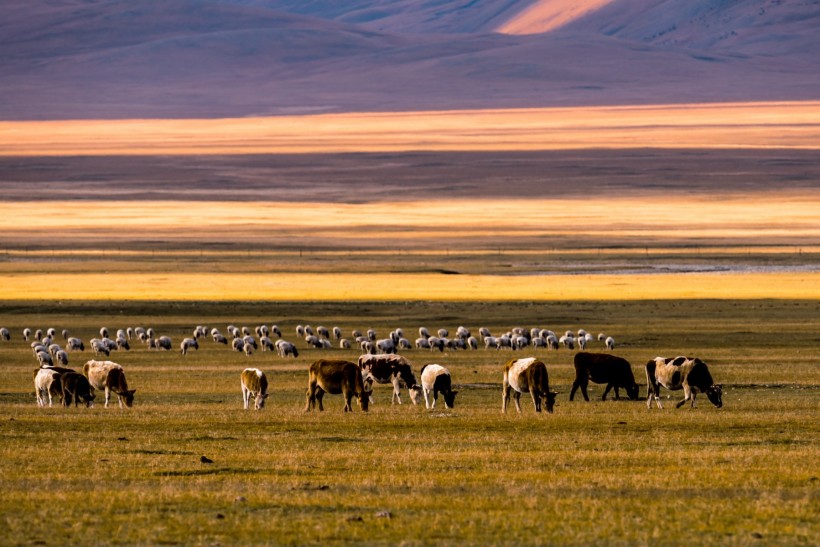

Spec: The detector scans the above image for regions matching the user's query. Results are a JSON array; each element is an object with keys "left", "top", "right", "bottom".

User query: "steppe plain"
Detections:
[{"left": 0, "top": 105, "right": 819, "bottom": 544}]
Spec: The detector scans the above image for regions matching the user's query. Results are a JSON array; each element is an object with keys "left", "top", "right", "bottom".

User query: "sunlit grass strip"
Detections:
[
  {"left": 0, "top": 101, "right": 818, "bottom": 155},
  {"left": 0, "top": 272, "right": 816, "bottom": 300}
]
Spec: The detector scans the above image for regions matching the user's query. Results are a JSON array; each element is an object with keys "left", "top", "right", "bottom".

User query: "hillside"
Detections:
[{"left": 0, "top": 0, "right": 817, "bottom": 120}]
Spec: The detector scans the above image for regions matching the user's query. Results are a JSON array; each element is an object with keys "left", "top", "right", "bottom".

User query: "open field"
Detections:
[
  {"left": 0, "top": 299, "right": 818, "bottom": 544},
  {"left": 1, "top": 102, "right": 819, "bottom": 156}
]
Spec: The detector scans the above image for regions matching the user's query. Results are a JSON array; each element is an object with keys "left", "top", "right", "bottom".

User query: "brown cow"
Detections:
[
  {"left": 570, "top": 352, "right": 640, "bottom": 401},
  {"left": 61, "top": 371, "right": 96, "bottom": 407},
  {"left": 83, "top": 360, "right": 136, "bottom": 408},
  {"left": 240, "top": 368, "right": 269, "bottom": 410},
  {"left": 502, "top": 357, "right": 557, "bottom": 414},
  {"left": 305, "top": 359, "right": 370, "bottom": 413}
]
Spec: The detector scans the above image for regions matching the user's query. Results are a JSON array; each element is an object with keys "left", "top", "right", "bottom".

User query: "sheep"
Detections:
[
  {"left": 100, "top": 327, "right": 109, "bottom": 339},
  {"left": 243, "top": 335, "right": 257, "bottom": 350},
  {"left": 271, "top": 325, "right": 282, "bottom": 338},
  {"left": 195, "top": 325, "right": 208, "bottom": 339},
  {"left": 546, "top": 335, "right": 559, "bottom": 350},
  {"left": 484, "top": 336, "right": 499, "bottom": 349},
  {"left": 180, "top": 337, "right": 199, "bottom": 355},
  {"left": 156, "top": 336, "right": 173, "bottom": 351},
  {"left": 419, "top": 327, "right": 430, "bottom": 339},
  {"left": 23, "top": 328, "right": 32, "bottom": 341},
  {"left": 578, "top": 329, "right": 588, "bottom": 339},
  {"left": 376, "top": 338, "right": 396, "bottom": 354},
  {"left": 415, "top": 337, "right": 431, "bottom": 350},
  {"left": 332, "top": 327, "right": 342, "bottom": 340},
  {"left": 437, "top": 328, "right": 449, "bottom": 338},
  {"left": 66, "top": 337, "right": 84, "bottom": 351},
  {"left": 35, "top": 329, "right": 43, "bottom": 341},
  {"left": 606, "top": 336, "right": 616, "bottom": 350},
  {"left": 306, "top": 335, "right": 324, "bottom": 349},
  {"left": 578, "top": 336, "right": 588, "bottom": 350},
  {"left": 399, "top": 338, "right": 413, "bottom": 350},
  {"left": 126, "top": 327, "right": 134, "bottom": 340},
  {"left": 116, "top": 337, "right": 130, "bottom": 351},
  {"left": 229, "top": 326, "right": 241, "bottom": 338},
  {"left": 351, "top": 329, "right": 362, "bottom": 339},
  {"left": 512, "top": 335, "right": 529, "bottom": 350},
  {"left": 90, "top": 338, "right": 110, "bottom": 356},
  {"left": 367, "top": 329, "right": 377, "bottom": 341},
  {"left": 47, "top": 328, "right": 57, "bottom": 339},
  {"left": 598, "top": 333, "right": 607, "bottom": 341},
  {"left": 48, "top": 344, "right": 62, "bottom": 358},
  {"left": 146, "top": 328, "right": 155, "bottom": 339},
  {"left": 37, "top": 351, "right": 53, "bottom": 366},
  {"left": 213, "top": 333, "right": 228, "bottom": 345},
  {"left": 243, "top": 343, "right": 254, "bottom": 357},
  {"left": 232, "top": 337, "right": 245, "bottom": 353},
  {"left": 55, "top": 350, "right": 69, "bottom": 365},
  {"left": 456, "top": 326, "right": 470, "bottom": 340},
  {"left": 340, "top": 338, "right": 351, "bottom": 349},
  {"left": 497, "top": 335, "right": 512, "bottom": 350},
  {"left": 559, "top": 335, "right": 575, "bottom": 350},
  {"left": 427, "top": 336, "right": 445, "bottom": 352},
  {"left": 317, "top": 326, "right": 329, "bottom": 339},
  {"left": 241, "top": 326, "right": 251, "bottom": 336},
  {"left": 146, "top": 338, "right": 158, "bottom": 350},
  {"left": 478, "top": 327, "right": 491, "bottom": 338},
  {"left": 260, "top": 336, "right": 274, "bottom": 352},
  {"left": 275, "top": 339, "right": 298, "bottom": 358},
  {"left": 532, "top": 338, "right": 547, "bottom": 349},
  {"left": 360, "top": 340, "right": 375, "bottom": 354},
  {"left": 296, "top": 325, "right": 305, "bottom": 338}
]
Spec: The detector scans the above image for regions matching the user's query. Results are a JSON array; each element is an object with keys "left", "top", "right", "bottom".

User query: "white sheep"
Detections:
[
  {"left": 156, "top": 336, "right": 172, "bottom": 351},
  {"left": 340, "top": 338, "right": 351, "bottom": 349},
  {"left": 0, "top": 327, "right": 10, "bottom": 341},
  {"left": 419, "top": 327, "right": 430, "bottom": 339},
  {"left": 232, "top": 338, "right": 245, "bottom": 353},
  {"left": 180, "top": 337, "right": 199, "bottom": 355},
  {"left": 606, "top": 336, "right": 616, "bottom": 350},
  {"left": 415, "top": 337, "right": 431, "bottom": 350},
  {"left": 275, "top": 339, "right": 298, "bottom": 358},
  {"left": 332, "top": 327, "right": 342, "bottom": 340},
  {"left": 23, "top": 328, "right": 31, "bottom": 341}
]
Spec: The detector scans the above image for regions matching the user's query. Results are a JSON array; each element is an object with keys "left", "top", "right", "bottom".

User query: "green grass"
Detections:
[{"left": 0, "top": 299, "right": 818, "bottom": 545}]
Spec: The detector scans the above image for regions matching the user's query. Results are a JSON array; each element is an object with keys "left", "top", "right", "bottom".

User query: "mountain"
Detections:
[{"left": 0, "top": 0, "right": 817, "bottom": 120}]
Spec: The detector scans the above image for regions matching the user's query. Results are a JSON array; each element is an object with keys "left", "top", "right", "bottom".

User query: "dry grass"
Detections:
[
  {"left": 0, "top": 299, "right": 817, "bottom": 544},
  {"left": 1, "top": 102, "right": 819, "bottom": 155}
]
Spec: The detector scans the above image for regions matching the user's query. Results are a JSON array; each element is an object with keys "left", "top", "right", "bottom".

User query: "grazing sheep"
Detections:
[
  {"left": 243, "top": 343, "right": 254, "bottom": 357},
  {"left": 213, "top": 333, "right": 228, "bottom": 345},
  {"left": 427, "top": 336, "right": 445, "bottom": 352},
  {"left": 484, "top": 336, "right": 499, "bottom": 349},
  {"left": 317, "top": 326, "right": 329, "bottom": 339},
  {"left": 146, "top": 328, "right": 155, "bottom": 339},
  {"left": 243, "top": 335, "right": 257, "bottom": 350},
  {"left": 578, "top": 336, "right": 588, "bottom": 350},
  {"left": 419, "top": 327, "right": 430, "bottom": 339},
  {"left": 437, "top": 328, "right": 449, "bottom": 338},
  {"left": 146, "top": 338, "right": 158, "bottom": 350},
  {"left": 156, "top": 336, "right": 172, "bottom": 351},
  {"left": 55, "top": 350, "right": 69, "bottom": 365},
  {"left": 339, "top": 338, "right": 351, "bottom": 349},
  {"left": 271, "top": 325, "right": 281, "bottom": 338},
  {"left": 332, "top": 326, "right": 342, "bottom": 340},
  {"left": 456, "top": 326, "right": 470, "bottom": 340},
  {"left": 23, "top": 328, "right": 32, "bottom": 341},
  {"left": 367, "top": 329, "right": 377, "bottom": 341},
  {"left": 376, "top": 338, "right": 396, "bottom": 354},
  {"left": 296, "top": 325, "right": 305, "bottom": 338},
  {"left": 241, "top": 326, "right": 251, "bottom": 336},
  {"left": 559, "top": 335, "right": 575, "bottom": 350},
  {"left": 126, "top": 327, "right": 134, "bottom": 340},
  {"left": 415, "top": 337, "right": 431, "bottom": 350},
  {"left": 478, "top": 327, "right": 491, "bottom": 338},
  {"left": 180, "top": 337, "right": 199, "bottom": 355},
  {"left": 90, "top": 338, "right": 110, "bottom": 357},
  {"left": 35, "top": 329, "right": 43, "bottom": 341},
  {"left": 67, "top": 337, "right": 85, "bottom": 352},
  {"left": 399, "top": 338, "right": 413, "bottom": 350},
  {"left": 260, "top": 336, "right": 274, "bottom": 352},
  {"left": 546, "top": 335, "right": 559, "bottom": 350},
  {"left": 37, "top": 351, "right": 53, "bottom": 367},
  {"left": 351, "top": 329, "right": 362, "bottom": 339},
  {"left": 232, "top": 338, "right": 245, "bottom": 353},
  {"left": 116, "top": 337, "right": 130, "bottom": 351},
  {"left": 99, "top": 327, "right": 109, "bottom": 339},
  {"left": 532, "top": 338, "right": 547, "bottom": 349},
  {"left": 2, "top": 327, "right": 14, "bottom": 340},
  {"left": 360, "top": 340, "right": 375, "bottom": 354},
  {"left": 606, "top": 336, "right": 616, "bottom": 350},
  {"left": 598, "top": 332, "right": 607, "bottom": 341},
  {"left": 275, "top": 339, "right": 299, "bottom": 358},
  {"left": 46, "top": 328, "right": 57, "bottom": 339}
]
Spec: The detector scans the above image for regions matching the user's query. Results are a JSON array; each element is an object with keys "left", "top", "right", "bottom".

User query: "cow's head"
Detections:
[
  {"left": 408, "top": 385, "right": 423, "bottom": 405},
  {"left": 706, "top": 384, "right": 723, "bottom": 408},
  {"left": 545, "top": 391, "right": 558, "bottom": 413},
  {"left": 254, "top": 392, "right": 269, "bottom": 410},
  {"left": 357, "top": 390, "right": 370, "bottom": 412},
  {"left": 443, "top": 390, "right": 458, "bottom": 409},
  {"left": 81, "top": 392, "right": 96, "bottom": 408},
  {"left": 626, "top": 383, "right": 640, "bottom": 401},
  {"left": 120, "top": 389, "right": 136, "bottom": 408}
]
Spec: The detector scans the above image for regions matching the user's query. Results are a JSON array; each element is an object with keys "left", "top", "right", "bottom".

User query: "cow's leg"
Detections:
[
  {"left": 392, "top": 376, "right": 402, "bottom": 405},
  {"left": 423, "top": 387, "right": 432, "bottom": 409},
  {"left": 613, "top": 386, "right": 621, "bottom": 400},
  {"left": 602, "top": 383, "right": 613, "bottom": 401},
  {"left": 316, "top": 388, "right": 325, "bottom": 411},
  {"left": 569, "top": 380, "right": 580, "bottom": 401},
  {"left": 579, "top": 379, "right": 590, "bottom": 402},
  {"left": 676, "top": 384, "right": 693, "bottom": 408},
  {"left": 531, "top": 389, "right": 541, "bottom": 412},
  {"left": 242, "top": 386, "right": 250, "bottom": 410},
  {"left": 501, "top": 381, "right": 511, "bottom": 413},
  {"left": 431, "top": 389, "right": 437, "bottom": 410},
  {"left": 104, "top": 386, "right": 112, "bottom": 408},
  {"left": 513, "top": 391, "right": 522, "bottom": 414}
]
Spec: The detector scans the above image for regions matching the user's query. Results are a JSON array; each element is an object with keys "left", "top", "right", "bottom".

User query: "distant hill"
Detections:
[{"left": 0, "top": 0, "right": 817, "bottom": 120}]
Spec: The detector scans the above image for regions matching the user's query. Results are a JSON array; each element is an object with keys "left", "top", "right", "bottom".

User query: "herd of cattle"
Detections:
[{"left": 3, "top": 324, "right": 723, "bottom": 413}]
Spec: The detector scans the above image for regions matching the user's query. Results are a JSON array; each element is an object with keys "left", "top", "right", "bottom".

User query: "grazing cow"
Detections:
[
  {"left": 645, "top": 356, "right": 723, "bottom": 409},
  {"left": 34, "top": 367, "right": 63, "bottom": 407},
  {"left": 570, "top": 352, "right": 640, "bottom": 402},
  {"left": 419, "top": 364, "right": 457, "bottom": 409},
  {"left": 240, "top": 368, "right": 269, "bottom": 410},
  {"left": 502, "top": 357, "right": 557, "bottom": 414},
  {"left": 61, "top": 371, "right": 96, "bottom": 407},
  {"left": 305, "top": 359, "right": 370, "bottom": 412},
  {"left": 357, "top": 354, "right": 422, "bottom": 405},
  {"left": 83, "top": 360, "right": 136, "bottom": 408}
]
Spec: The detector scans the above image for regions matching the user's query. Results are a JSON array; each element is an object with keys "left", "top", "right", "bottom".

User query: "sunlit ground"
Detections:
[{"left": 0, "top": 101, "right": 818, "bottom": 155}]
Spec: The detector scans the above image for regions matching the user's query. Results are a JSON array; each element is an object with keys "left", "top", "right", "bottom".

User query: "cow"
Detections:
[
  {"left": 645, "top": 356, "right": 723, "bottom": 409},
  {"left": 570, "top": 352, "right": 640, "bottom": 402},
  {"left": 83, "top": 360, "right": 136, "bottom": 408},
  {"left": 61, "top": 371, "right": 96, "bottom": 407},
  {"left": 33, "top": 367, "right": 63, "bottom": 407},
  {"left": 419, "top": 364, "right": 457, "bottom": 409},
  {"left": 357, "top": 354, "right": 422, "bottom": 405},
  {"left": 502, "top": 357, "right": 557, "bottom": 414},
  {"left": 240, "top": 368, "right": 269, "bottom": 410},
  {"left": 305, "top": 359, "right": 370, "bottom": 413}
]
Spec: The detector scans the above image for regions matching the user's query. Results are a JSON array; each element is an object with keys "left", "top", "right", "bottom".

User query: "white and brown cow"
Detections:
[
  {"left": 83, "top": 360, "right": 136, "bottom": 408},
  {"left": 419, "top": 363, "right": 457, "bottom": 409},
  {"left": 34, "top": 367, "right": 63, "bottom": 407},
  {"left": 502, "top": 357, "right": 557, "bottom": 414},
  {"left": 240, "top": 368, "right": 269, "bottom": 410},
  {"left": 570, "top": 352, "right": 640, "bottom": 401},
  {"left": 357, "top": 354, "right": 422, "bottom": 405},
  {"left": 305, "top": 359, "right": 371, "bottom": 413},
  {"left": 645, "top": 356, "right": 723, "bottom": 409}
]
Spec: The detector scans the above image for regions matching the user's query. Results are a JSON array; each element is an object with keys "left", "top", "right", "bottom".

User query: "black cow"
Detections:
[{"left": 570, "top": 352, "right": 640, "bottom": 401}]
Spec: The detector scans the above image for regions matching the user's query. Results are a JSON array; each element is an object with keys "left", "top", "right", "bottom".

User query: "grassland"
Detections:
[{"left": 0, "top": 299, "right": 817, "bottom": 545}]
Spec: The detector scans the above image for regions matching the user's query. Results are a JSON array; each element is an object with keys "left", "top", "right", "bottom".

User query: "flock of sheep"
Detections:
[{"left": 0, "top": 323, "right": 616, "bottom": 370}]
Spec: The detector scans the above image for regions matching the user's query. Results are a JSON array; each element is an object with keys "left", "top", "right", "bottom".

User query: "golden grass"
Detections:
[
  {"left": 1, "top": 271, "right": 816, "bottom": 300},
  {"left": 0, "top": 101, "right": 818, "bottom": 155}
]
